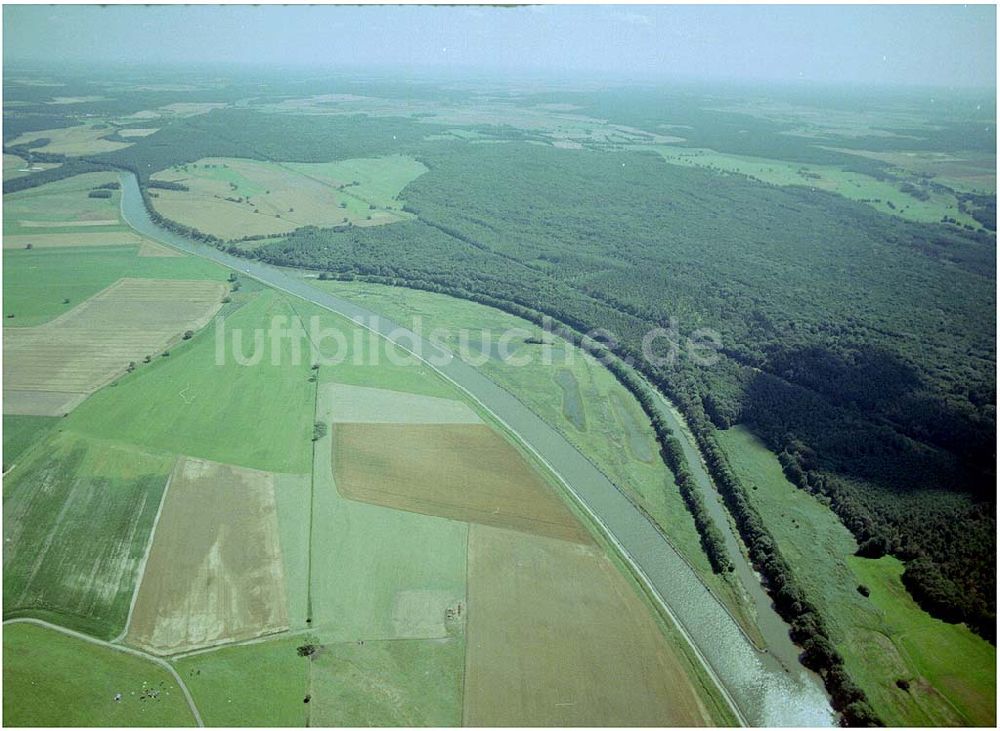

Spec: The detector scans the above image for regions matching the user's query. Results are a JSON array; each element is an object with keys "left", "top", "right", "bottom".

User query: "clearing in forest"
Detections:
[
  {"left": 148, "top": 155, "right": 425, "bottom": 240},
  {"left": 6, "top": 123, "right": 133, "bottom": 156},
  {"left": 4, "top": 171, "right": 126, "bottom": 233},
  {"left": 2, "top": 152, "right": 59, "bottom": 180},
  {"left": 126, "top": 457, "right": 289, "bottom": 655},
  {"left": 3, "top": 277, "right": 226, "bottom": 415},
  {"left": 717, "top": 424, "right": 996, "bottom": 727}
]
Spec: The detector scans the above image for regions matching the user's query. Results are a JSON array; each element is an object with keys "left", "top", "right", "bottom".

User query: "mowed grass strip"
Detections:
[
  {"left": 2, "top": 433, "right": 172, "bottom": 639},
  {"left": 464, "top": 524, "right": 713, "bottom": 726},
  {"left": 127, "top": 457, "right": 289, "bottom": 655},
  {"left": 273, "top": 473, "right": 313, "bottom": 630},
  {"left": 173, "top": 637, "right": 309, "bottom": 727},
  {"left": 308, "top": 638, "right": 464, "bottom": 726},
  {"left": 333, "top": 423, "right": 592, "bottom": 544},
  {"left": 3, "top": 622, "right": 196, "bottom": 727},
  {"left": 3, "top": 231, "right": 144, "bottom": 249},
  {"left": 325, "top": 382, "right": 480, "bottom": 423},
  {"left": 4, "top": 278, "right": 227, "bottom": 409},
  {"left": 66, "top": 290, "right": 315, "bottom": 473}
]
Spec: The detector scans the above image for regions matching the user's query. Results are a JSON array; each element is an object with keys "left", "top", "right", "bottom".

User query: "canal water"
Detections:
[{"left": 119, "top": 172, "right": 833, "bottom": 726}]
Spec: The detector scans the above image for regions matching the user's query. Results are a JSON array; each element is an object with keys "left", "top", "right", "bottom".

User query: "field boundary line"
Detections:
[
  {"left": 10, "top": 277, "right": 126, "bottom": 331},
  {"left": 113, "top": 458, "right": 178, "bottom": 644},
  {"left": 3, "top": 617, "right": 204, "bottom": 727},
  {"left": 286, "top": 298, "right": 321, "bottom": 627},
  {"left": 117, "top": 179, "right": 746, "bottom": 724},
  {"left": 460, "top": 525, "right": 471, "bottom": 727},
  {"left": 168, "top": 626, "right": 314, "bottom": 661},
  {"left": 255, "top": 277, "right": 749, "bottom": 728}
]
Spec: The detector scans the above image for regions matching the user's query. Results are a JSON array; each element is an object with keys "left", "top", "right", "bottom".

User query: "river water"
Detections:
[{"left": 119, "top": 172, "right": 833, "bottom": 726}]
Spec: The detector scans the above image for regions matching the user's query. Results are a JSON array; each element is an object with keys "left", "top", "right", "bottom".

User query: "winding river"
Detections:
[{"left": 119, "top": 172, "right": 833, "bottom": 727}]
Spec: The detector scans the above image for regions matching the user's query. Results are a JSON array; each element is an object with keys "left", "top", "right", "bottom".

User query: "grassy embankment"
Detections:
[{"left": 315, "top": 278, "right": 762, "bottom": 643}]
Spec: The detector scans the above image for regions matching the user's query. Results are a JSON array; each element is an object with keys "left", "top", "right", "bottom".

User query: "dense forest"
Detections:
[
  {"left": 63, "top": 100, "right": 993, "bottom": 638},
  {"left": 244, "top": 140, "right": 995, "bottom": 642},
  {"left": 4, "top": 80, "right": 994, "bottom": 720}
]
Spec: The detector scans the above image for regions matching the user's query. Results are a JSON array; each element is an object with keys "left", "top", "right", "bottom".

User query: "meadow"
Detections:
[
  {"left": 648, "top": 145, "right": 982, "bottom": 227},
  {"left": 7, "top": 122, "right": 133, "bottom": 156},
  {"left": 3, "top": 622, "right": 196, "bottom": 727},
  {"left": 2, "top": 167, "right": 142, "bottom": 254},
  {"left": 64, "top": 290, "right": 316, "bottom": 474},
  {"left": 715, "top": 425, "right": 995, "bottom": 727},
  {"left": 309, "top": 380, "right": 470, "bottom": 644},
  {"left": 2, "top": 152, "right": 58, "bottom": 181},
  {"left": 308, "top": 637, "right": 465, "bottom": 726},
  {"left": 4, "top": 236, "right": 223, "bottom": 328},
  {"left": 148, "top": 155, "right": 425, "bottom": 240},
  {"left": 172, "top": 637, "right": 310, "bottom": 726}
]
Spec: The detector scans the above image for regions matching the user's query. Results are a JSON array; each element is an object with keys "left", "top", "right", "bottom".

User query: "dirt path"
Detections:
[{"left": 3, "top": 617, "right": 204, "bottom": 727}]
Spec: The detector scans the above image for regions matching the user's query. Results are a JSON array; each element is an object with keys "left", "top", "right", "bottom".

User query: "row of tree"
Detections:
[{"left": 288, "top": 266, "right": 879, "bottom": 725}]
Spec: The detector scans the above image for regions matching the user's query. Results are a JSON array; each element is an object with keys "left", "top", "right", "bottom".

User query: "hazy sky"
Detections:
[{"left": 3, "top": 4, "right": 996, "bottom": 87}]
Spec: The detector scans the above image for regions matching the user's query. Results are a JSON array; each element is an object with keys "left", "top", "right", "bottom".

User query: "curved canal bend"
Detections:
[{"left": 119, "top": 172, "right": 833, "bottom": 727}]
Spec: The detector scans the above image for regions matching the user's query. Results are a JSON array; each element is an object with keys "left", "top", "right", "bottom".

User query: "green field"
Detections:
[
  {"left": 3, "top": 171, "right": 124, "bottom": 230},
  {"left": 315, "top": 279, "right": 758, "bottom": 637},
  {"left": 309, "top": 376, "right": 469, "bottom": 642},
  {"left": 150, "top": 155, "right": 426, "bottom": 240},
  {"left": 647, "top": 145, "right": 980, "bottom": 228},
  {"left": 716, "top": 424, "right": 995, "bottom": 727},
  {"left": 286, "top": 154, "right": 427, "bottom": 207},
  {"left": 3, "top": 245, "right": 226, "bottom": 326},
  {"left": 274, "top": 473, "right": 313, "bottom": 630},
  {"left": 2, "top": 414, "right": 57, "bottom": 469},
  {"left": 849, "top": 555, "right": 996, "bottom": 727},
  {"left": 2, "top": 432, "right": 172, "bottom": 639},
  {"left": 309, "top": 638, "right": 465, "bottom": 726},
  {"left": 3, "top": 153, "right": 60, "bottom": 181},
  {"left": 173, "top": 637, "right": 309, "bottom": 727},
  {"left": 64, "top": 290, "right": 315, "bottom": 474},
  {"left": 3, "top": 622, "right": 196, "bottom": 727}
]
